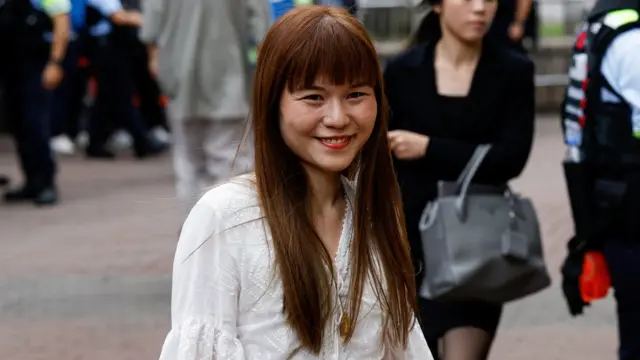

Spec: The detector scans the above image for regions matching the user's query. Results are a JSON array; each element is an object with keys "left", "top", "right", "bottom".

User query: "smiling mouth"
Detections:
[
  {"left": 316, "top": 136, "right": 353, "bottom": 143},
  {"left": 315, "top": 135, "right": 354, "bottom": 150}
]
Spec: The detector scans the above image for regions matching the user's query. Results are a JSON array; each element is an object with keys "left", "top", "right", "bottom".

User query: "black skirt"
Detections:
[{"left": 417, "top": 297, "right": 503, "bottom": 340}]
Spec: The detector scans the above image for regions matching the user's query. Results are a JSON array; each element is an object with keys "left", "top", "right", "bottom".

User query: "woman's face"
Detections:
[
  {"left": 279, "top": 78, "right": 377, "bottom": 174},
  {"left": 435, "top": 0, "right": 497, "bottom": 43}
]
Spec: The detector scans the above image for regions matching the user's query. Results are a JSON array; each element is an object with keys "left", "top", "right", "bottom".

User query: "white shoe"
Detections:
[
  {"left": 151, "top": 126, "right": 171, "bottom": 145},
  {"left": 76, "top": 131, "right": 89, "bottom": 149},
  {"left": 51, "top": 135, "right": 76, "bottom": 155},
  {"left": 108, "top": 129, "right": 133, "bottom": 151}
]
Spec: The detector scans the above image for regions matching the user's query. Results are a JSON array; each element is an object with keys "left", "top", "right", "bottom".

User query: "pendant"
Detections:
[{"left": 339, "top": 314, "right": 350, "bottom": 340}]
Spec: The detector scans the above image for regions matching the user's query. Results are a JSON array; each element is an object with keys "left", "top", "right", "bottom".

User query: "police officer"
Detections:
[
  {"left": 84, "top": 0, "right": 165, "bottom": 159},
  {"left": 49, "top": 0, "right": 88, "bottom": 156},
  {"left": 2, "top": 0, "right": 71, "bottom": 205},
  {"left": 560, "top": 0, "right": 640, "bottom": 359}
]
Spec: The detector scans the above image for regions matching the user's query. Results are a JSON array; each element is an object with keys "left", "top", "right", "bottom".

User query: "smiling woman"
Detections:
[{"left": 159, "top": 5, "right": 434, "bottom": 360}]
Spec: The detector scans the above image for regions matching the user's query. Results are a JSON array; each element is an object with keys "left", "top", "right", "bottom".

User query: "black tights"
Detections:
[{"left": 427, "top": 327, "right": 496, "bottom": 360}]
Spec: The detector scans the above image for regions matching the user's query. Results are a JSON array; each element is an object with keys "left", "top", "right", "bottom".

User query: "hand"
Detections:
[
  {"left": 560, "top": 237, "right": 590, "bottom": 317},
  {"left": 148, "top": 53, "right": 159, "bottom": 78},
  {"left": 42, "top": 62, "right": 64, "bottom": 90},
  {"left": 388, "top": 130, "right": 429, "bottom": 160},
  {"left": 508, "top": 21, "right": 525, "bottom": 42}
]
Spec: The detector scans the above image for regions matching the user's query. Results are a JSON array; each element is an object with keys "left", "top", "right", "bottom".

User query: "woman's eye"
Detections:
[
  {"left": 302, "top": 94, "right": 323, "bottom": 101},
  {"left": 348, "top": 92, "right": 367, "bottom": 99}
]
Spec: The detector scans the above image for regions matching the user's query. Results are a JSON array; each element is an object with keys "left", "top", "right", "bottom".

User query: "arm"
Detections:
[
  {"left": 90, "top": 0, "right": 141, "bottom": 27},
  {"left": 420, "top": 60, "right": 536, "bottom": 183},
  {"left": 514, "top": 0, "right": 533, "bottom": 25},
  {"left": 42, "top": 0, "right": 71, "bottom": 89},
  {"left": 110, "top": 9, "right": 142, "bottom": 27},
  {"left": 601, "top": 29, "right": 640, "bottom": 110},
  {"left": 509, "top": 0, "right": 533, "bottom": 41},
  {"left": 159, "top": 195, "right": 246, "bottom": 359},
  {"left": 49, "top": 14, "right": 70, "bottom": 65}
]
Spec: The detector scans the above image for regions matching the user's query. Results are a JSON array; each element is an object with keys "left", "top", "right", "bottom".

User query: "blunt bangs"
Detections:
[{"left": 283, "top": 15, "right": 380, "bottom": 92}]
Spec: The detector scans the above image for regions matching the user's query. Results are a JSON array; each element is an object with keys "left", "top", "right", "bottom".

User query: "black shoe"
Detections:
[
  {"left": 34, "top": 186, "right": 58, "bottom": 206},
  {"left": 86, "top": 147, "right": 116, "bottom": 159},
  {"left": 4, "top": 184, "right": 38, "bottom": 202},
  {"left": 135, "top": 139, "right": 167, "bottom": 159}
]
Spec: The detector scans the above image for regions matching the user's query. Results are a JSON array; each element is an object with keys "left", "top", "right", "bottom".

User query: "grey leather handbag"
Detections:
[{"left": 418, "top": 144, "right": 551, "bottom": 304}]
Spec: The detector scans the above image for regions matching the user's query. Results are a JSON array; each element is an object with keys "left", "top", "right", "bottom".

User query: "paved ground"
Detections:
[{"left": 0, "top": 116, "right": 618, "bottom": 360}]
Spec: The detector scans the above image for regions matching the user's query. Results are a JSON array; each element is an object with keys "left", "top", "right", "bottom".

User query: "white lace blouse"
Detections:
[{"left": 159, "top": 175, "right": 433, "bottom": 359}]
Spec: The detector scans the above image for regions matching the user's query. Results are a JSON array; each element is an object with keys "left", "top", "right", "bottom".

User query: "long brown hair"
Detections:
[{"left": 251, "top": 5, "right": 417, "bottom": 353}]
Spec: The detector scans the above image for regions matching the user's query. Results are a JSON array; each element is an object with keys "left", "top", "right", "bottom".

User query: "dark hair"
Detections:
[
  {"left": 251, "top": 5, "right": 417, "bottom": 355},
  {"left": 411, "top": 0, "right": 442, "bottom": 46}
]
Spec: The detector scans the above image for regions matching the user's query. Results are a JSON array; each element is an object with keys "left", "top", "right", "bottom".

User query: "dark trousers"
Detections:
[
  {"left": 51, "top": 38, "right": 88, "bottom": 139},
  {"left": 4, "top": 60, "right": 56, "bottom": 188},
  {"left": 87, "top": 34, "right": 149, "bottom": 152},
  {"left": 603, "top": 240, "right": 640, "bottom": 360},
  {"left": 128, "top": 37, "right": 168, "bottom": 131}
]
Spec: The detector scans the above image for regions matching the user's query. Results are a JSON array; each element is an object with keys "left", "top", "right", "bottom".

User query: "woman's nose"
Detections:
[
  {"left": 322, "top": 100, "right": 349, "bottom": 128},
  {"left": 471, "top": 0, "right": 487, "bottom": 12}
]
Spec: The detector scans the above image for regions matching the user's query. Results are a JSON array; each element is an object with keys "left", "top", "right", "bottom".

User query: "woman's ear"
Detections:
[{"left": 432, "top": 5, "right": 442, "bottom": 14}]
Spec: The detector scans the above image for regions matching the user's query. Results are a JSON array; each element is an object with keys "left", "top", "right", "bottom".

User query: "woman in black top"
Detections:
[{"left": 384, "top": 0, "right": 535, "bottom": 359}]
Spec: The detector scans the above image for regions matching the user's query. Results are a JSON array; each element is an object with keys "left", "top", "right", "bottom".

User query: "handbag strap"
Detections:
[
  {"left": 455, "top": 144, "right": 492, "bottom": 220},
  {"left": 455, "top": 144, "right": 492, "bottom": 191}
]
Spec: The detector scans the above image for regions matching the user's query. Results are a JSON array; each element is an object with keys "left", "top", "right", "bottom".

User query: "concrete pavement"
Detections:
[{"left": 0, "top": 116, "right": 618, "bottom": 359}]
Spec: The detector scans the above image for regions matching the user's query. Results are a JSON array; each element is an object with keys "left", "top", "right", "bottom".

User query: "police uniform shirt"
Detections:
[
  {"left": 601, "top": 28, "right": 640, "bottom": 133},
  {"left": 32, "top": 0, "right": 71, "bottom": 18},
  {"left": 86, "top": 0, "right": 122, "bottom": 36},
  {"left": 31, "top": 0, "right": 71, "bottom": 41}
]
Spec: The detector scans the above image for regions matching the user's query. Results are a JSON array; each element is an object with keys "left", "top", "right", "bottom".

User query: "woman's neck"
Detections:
[
  {"left": 304, "top": 165, "right": 344, "bottom": 216},
  {"left": 436, "top": 32, "right": 482, "bottom": 68}
]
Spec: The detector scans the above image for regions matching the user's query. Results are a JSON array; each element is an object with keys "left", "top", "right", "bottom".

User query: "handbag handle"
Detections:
[
  {"left": 454, "top": 144, "right": 492, "bottom": 220},
  {"left": 454, "top": 144, "right": 491, "bottom": 192}
]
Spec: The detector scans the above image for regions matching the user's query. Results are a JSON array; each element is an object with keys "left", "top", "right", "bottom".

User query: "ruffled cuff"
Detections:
[{"left": 159, "top": 317, "right": 245, "bottom": 360}]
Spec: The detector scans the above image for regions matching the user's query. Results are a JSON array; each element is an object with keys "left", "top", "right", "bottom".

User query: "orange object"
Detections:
[
  {"left": 579, "top": 251, "right": 611, "bottom": 302},
  {"left": 159, "top": 95, "right": 169, "bottom": 108}
]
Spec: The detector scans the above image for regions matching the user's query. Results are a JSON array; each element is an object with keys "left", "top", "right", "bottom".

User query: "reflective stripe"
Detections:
[{"left": 603, "top": 9, "right": 640, "bottom": 29}]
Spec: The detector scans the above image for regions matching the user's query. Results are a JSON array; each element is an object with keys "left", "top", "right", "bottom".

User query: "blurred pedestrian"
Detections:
[
  {"left": 140, "top": 0, "right": 269, "bottom": 210},
  {"left": 83, "top": 0, "right": 166, "bottom": 159},
  {"left": 386, "top": 0, "right": 535, "bottom": 358},
  {"left": 49, "top": 0, "right": 89, "bottom": 156},
  {"left": 2, "top": 0, "right": 72, "bottom": 206},
  {"left": 560, "top": 0, "right": 640, "bottom": 358}
]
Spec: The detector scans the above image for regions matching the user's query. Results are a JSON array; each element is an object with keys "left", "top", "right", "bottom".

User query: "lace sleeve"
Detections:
[{"left": 159, "top": 191, "right": 246, "bottom": 360}]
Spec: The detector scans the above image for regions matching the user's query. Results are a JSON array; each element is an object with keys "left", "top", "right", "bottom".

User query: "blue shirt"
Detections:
[
  {"left": 70, "top": 0, "right": 87, "bottom": 32},
  {"left": 86, "top": 0, "right": 122, "bottom": 36}
]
